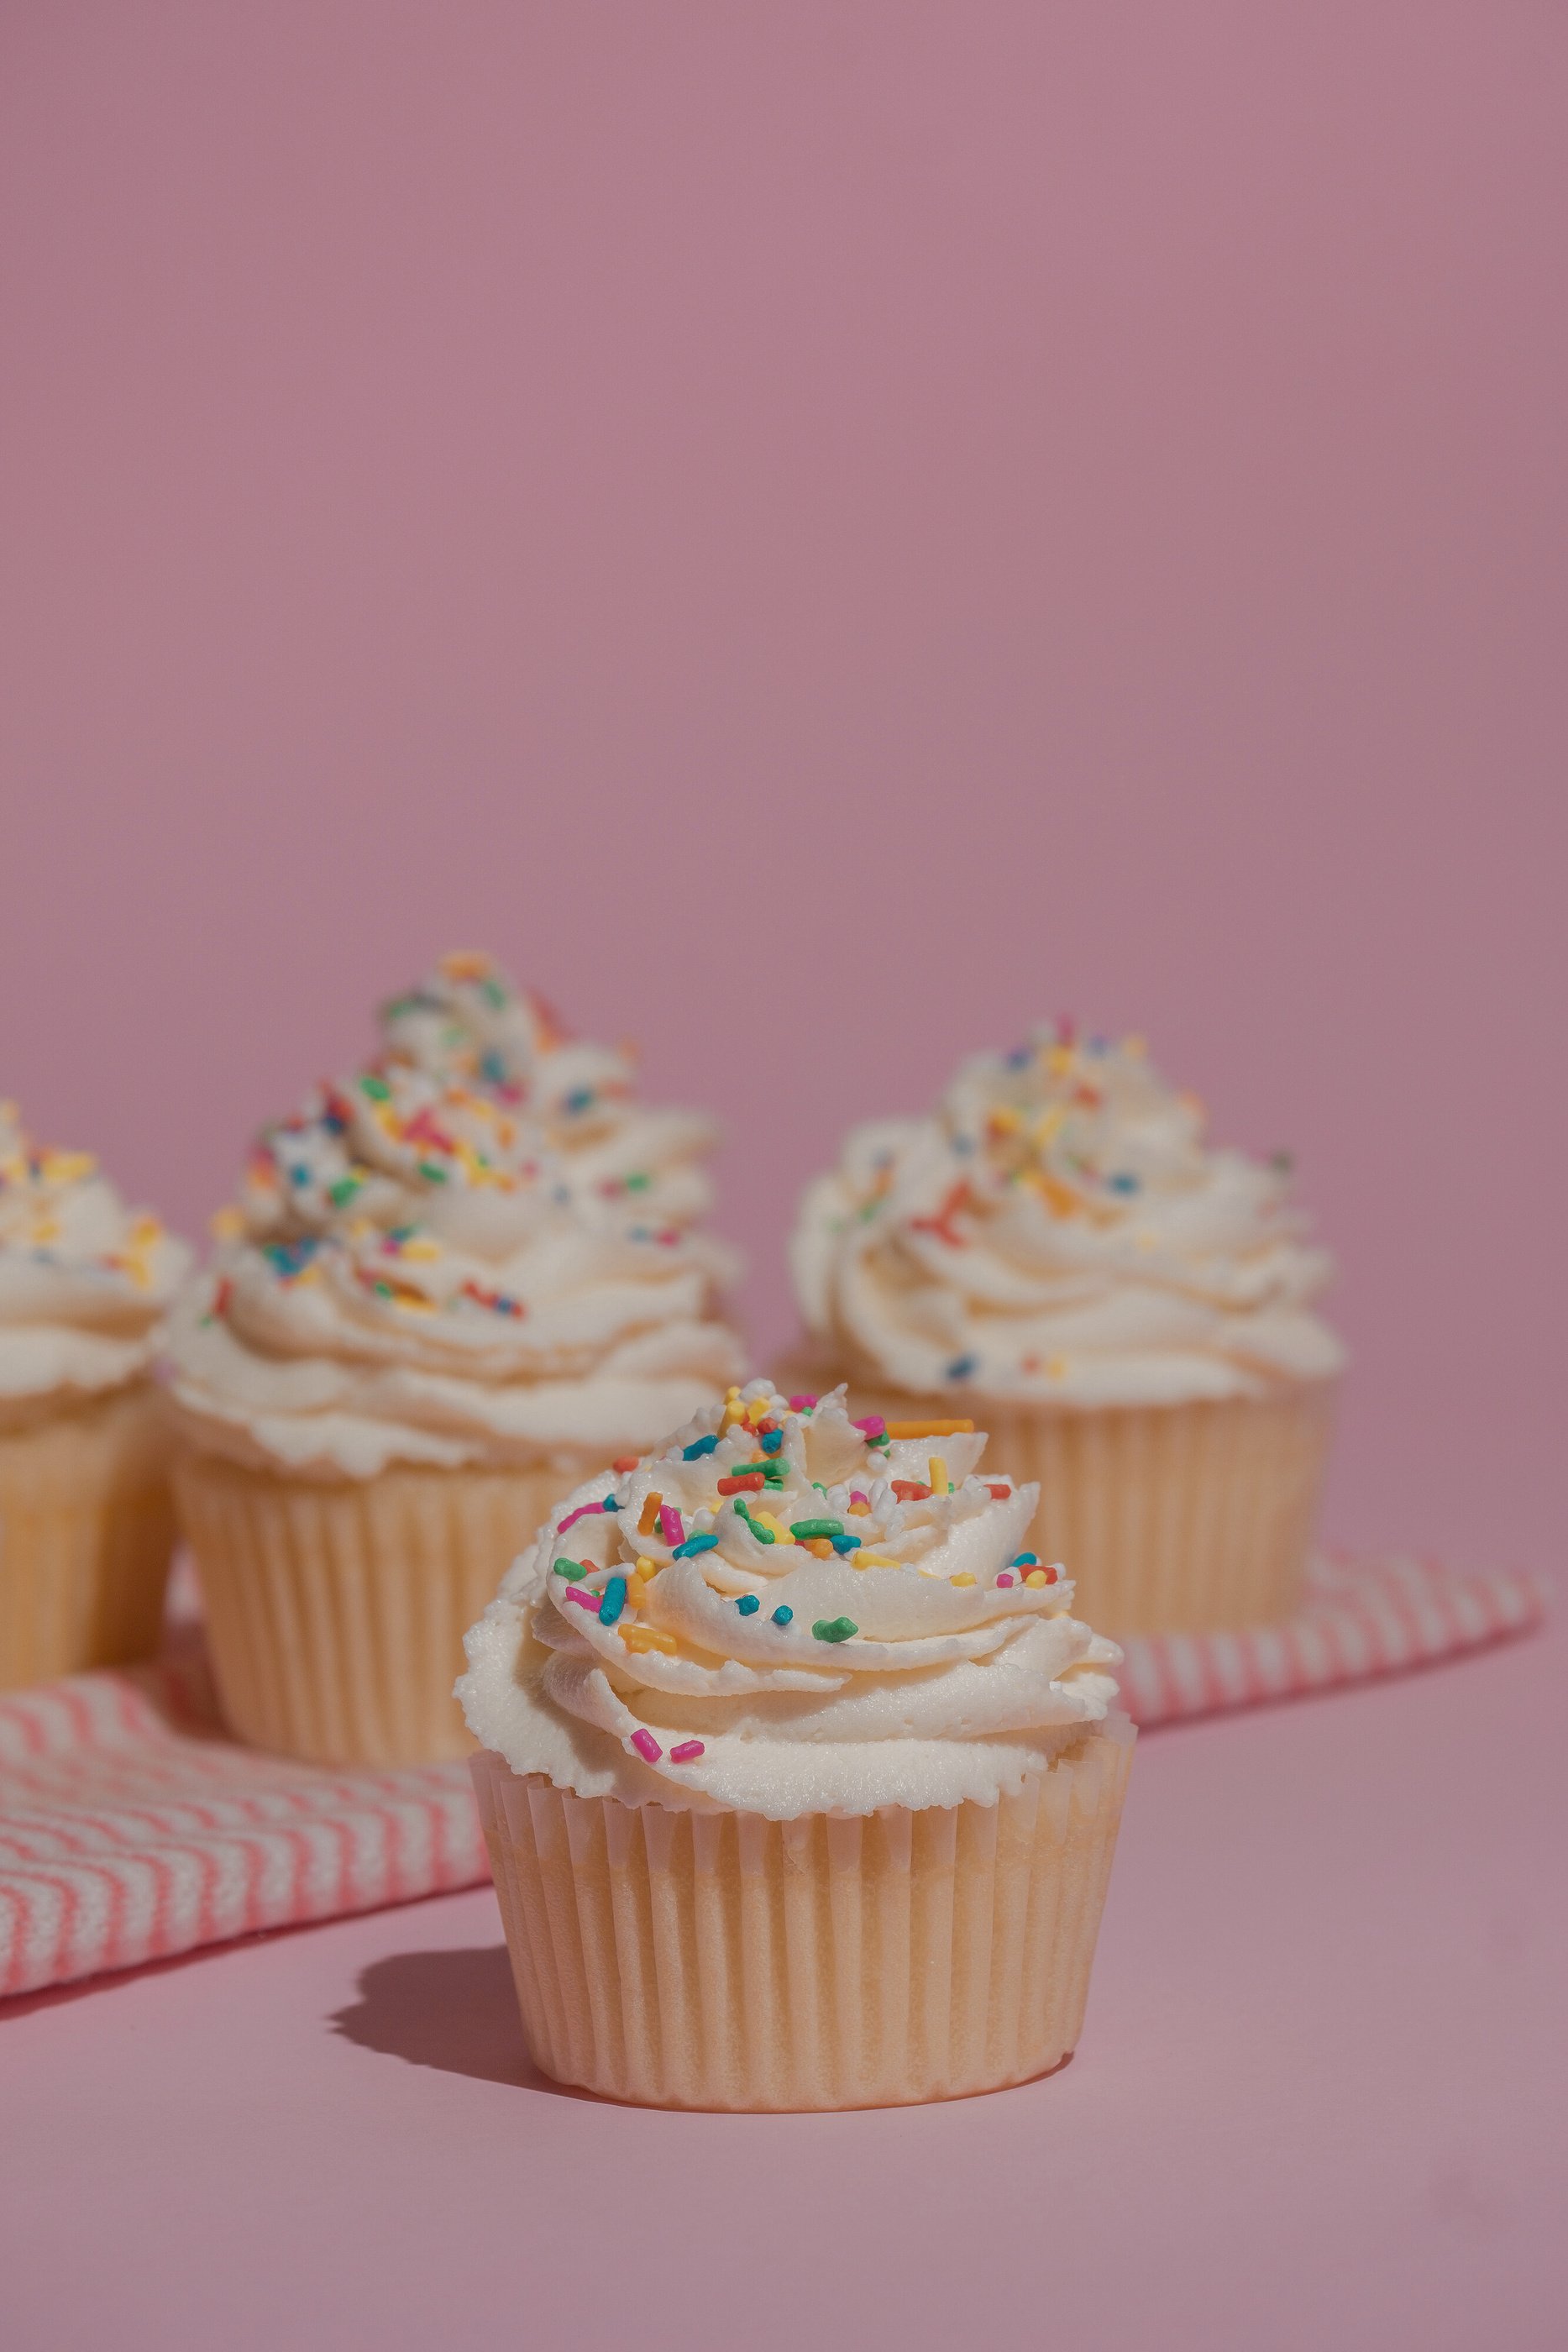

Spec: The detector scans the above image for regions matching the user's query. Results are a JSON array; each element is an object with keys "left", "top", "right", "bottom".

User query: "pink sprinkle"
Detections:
[
  {"left": 629, "top": 1728, "right": 663, "bottom": 1763},
  {"left": 849, "top": 1490, "right": 868, "bottom": 1507},
  {"left": 669, "top": 1739, "right": 705, "bottom": 1764},
  {"left": 658, "top": 1504, "right": 684, "bottom": 1548},
  {"left": 995, "top": 1572, "right": 1015, "bottom": 1588},
  {"left": 852, "top": 1415, "right": 886, "bottom": 1438},
  {"left": 564, "top": 1586, "right": 601, "bottom": 1610},
  {"left": 556, "top": 1501, "right": 605, "bottom": 1535},
  {"left": 789, "top": 1394, "right": 817, "bottom": 1411}
]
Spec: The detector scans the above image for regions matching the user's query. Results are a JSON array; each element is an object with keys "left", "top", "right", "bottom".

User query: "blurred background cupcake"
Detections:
[
  {"left": 781, "top": 1024, "right": 1344, "bottom": 1635},
  {"left": 166, "top": 952, "right": 743, "bottom": 1765},
  {"left": 0, "top": 1101, "right": 189, "bottom": 1687}
]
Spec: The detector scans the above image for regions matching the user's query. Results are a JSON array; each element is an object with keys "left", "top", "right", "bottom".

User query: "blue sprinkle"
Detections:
[
  {"left": 598, "top": 1574, "right": 628, "bottom": 1627},
  {"left": 564, "top": 1087, "right": 595, "bottom": 1115},
  {"left": 736, "top": 1593, "right": 761, "bottom": 1616},
  {"left": 601, "top": 1496, "right": 619, "bottom": 1511},
  {"left": 1004, "top": 1045, "right": 1033, "bottom": 1068},
  {"left": 672, "top": 1531, "right": 719, "bottom": 1559},
  {"left": 830, "top": 1533, "right": 863, "bottom": 1555},
  {"left": 771, "top": 1605, "right": 794, "bottom": 1627},
  {"left": 1011, "top": 1553, "right": 1039, "bottom": 1567},
  {"left": 952, "top": 1131, "right": 974, "bottom": 1154},
  {"left": 759, "top": 1430, "right": 783, "bottom": 1455},
  {"left": 1107, "top": 1171, "right": 1141, "bottom": 1194},
  {"left": 1087, "top": 1035, "right": 1109, "bottom": 1055},
  {"left": 947, "top": 1354, "right": 978, "bottom": 1382},
  {"left": 288, "top": 1166, "right": 310, "bottom": 1186},
  {"left": 480, "top": 1049, "right": 508, "bottom": 1086},
  {"left": 683, "top": 1433, "right": 720, "bottom": 1459}
]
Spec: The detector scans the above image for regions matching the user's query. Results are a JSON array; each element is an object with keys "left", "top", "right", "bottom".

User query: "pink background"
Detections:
[{"left": 0, "top": 8, "right": 1563, "bottom": 2346}]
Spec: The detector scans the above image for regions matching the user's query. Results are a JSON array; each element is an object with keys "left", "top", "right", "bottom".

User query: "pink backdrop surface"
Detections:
[{"left": 0, "top": 6, "right": 1563, "bottom": 2346}]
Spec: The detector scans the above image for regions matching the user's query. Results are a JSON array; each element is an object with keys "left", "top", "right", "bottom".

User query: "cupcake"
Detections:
[
  {"left": 459, "top": 1379, "right": 1132, "bottom": 2111},
  {"left": 0, "top": 1102, "right": 189, "bottom": 1688},
  {"left": 783, "top": 1025, "right": 1345, "bottom": 1635},
  {"left": 166, "top": 953, "right": 743, "bottom": 1766}
]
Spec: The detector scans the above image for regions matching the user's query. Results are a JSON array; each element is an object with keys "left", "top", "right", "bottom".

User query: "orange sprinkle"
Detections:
[{"left": 637, "top": 1490, "right": 663, "bottom": 1537}]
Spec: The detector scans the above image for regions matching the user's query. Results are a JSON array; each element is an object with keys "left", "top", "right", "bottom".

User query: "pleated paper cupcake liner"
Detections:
[
  {"left": 0, "top": 1383, "right": 176, "bottom": 1690},
  {"left": 776, "top": 1357, "right": 1335, "bottom": 1637},
  {"left": 176, "top": 1453, "right": 579, "bottom": 1767},
  {"left": 472, "top": 1718, "right": 1135, "bottom": 2112}
]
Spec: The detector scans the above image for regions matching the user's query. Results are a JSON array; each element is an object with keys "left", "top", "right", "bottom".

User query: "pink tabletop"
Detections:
[{"left": 2, "top": 1602, "right": 1560, "bottom": 2352}]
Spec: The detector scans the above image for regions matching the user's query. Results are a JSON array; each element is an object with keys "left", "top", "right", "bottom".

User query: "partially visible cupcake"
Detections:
[
  {"left": 783, "top": 1025, "right": 1345, "bottom": 1635},
  {"left": 460, "top": 1380, "right": 1132, "bottom": 2111},
  {"left": 0, "top": 1103, "right": 189, "bottom": 1687},
  {"left": 167, "top": 954, "right": 743, "bottom": 1766}
]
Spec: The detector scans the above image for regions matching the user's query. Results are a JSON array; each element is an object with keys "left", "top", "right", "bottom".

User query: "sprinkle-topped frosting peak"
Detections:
[
  {"left": 165, "top": 958, "right": 742, "bottom": 1479},
  {"left": 458, "top": 1382, "right": 1121, "bottom": 1817},
  {"left": 791, "top": 1023, "right": 1345, "bottom": 1409},
  {"left": 381, "top": 951, "right": 720, "bottom": 1233},
  {"left": 0, "top": 1100, "right": 190, "bottom": 1414}
]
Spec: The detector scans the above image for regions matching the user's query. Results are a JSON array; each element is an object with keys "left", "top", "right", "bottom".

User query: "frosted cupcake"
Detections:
[
  {"left": 0, "top": 1103, "right": 189, "bottom": 1687},
  {"left": 460, "top": 1380, "right": 1132, "bottom": 2111},
  {"left": 167, "top": 954, "right": 743, "bottom": 1766},
  {"left": 783, "top": 1026, "right": 1345, "bottom": 1635}
]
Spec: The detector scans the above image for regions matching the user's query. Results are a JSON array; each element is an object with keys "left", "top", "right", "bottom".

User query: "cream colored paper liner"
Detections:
[
  {"left": 778, "top": 1357, "right": 1335, "bottom": 1637},
  {"left": 472, "top": 1719, "right": 1134, "bottom": 2112},
  {"left": 176, "top": 1453, "right": 586, "bottom": 1767},
  {"left": 0, "top": 1383, "right": 177, "bottom": 1691}
]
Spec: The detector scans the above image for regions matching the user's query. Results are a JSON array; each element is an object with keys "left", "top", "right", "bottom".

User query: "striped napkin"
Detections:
[{"left": 0, "top": 1551, "right": 1543, "bottom": 2000}]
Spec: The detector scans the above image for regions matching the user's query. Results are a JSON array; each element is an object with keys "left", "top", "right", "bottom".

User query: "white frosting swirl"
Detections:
[
  {"left": 792, "top": 1026, "right": 1345, "bottom": 1409},
  {"left": 165, "top": 959, "right": 743, "bottom": 1479},
  {"left": 458, "top": 1381, "right": 1121, "bottom": 1818},
  {"left": 0, "top": 1101, "right": 189, "bottom": 1423}
]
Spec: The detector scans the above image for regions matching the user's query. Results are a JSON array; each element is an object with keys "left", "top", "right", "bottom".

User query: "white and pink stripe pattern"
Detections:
[
  {"left": 0, "top": 1642, "right": 487, "bottom": 2001},
  {"left": 0, "top": 1552, "right": 1545, "bottom": 2000},
  {"left": 1116, "top": 1549, "right": 1544, "bottom": 1725}
]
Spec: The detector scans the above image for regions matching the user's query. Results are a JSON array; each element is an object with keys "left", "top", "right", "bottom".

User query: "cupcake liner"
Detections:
[
  {"left": 0, "top": 1383, "right": 177, "bottom": 1691},
  {"left": 471, "top": 1718, "right": 1135, "bottom": 2112},
  {"left": 778, "top": 1357, "right": 1335, "bottom": 1636},
  {"left": 176, "top": 1454, "right": 579, "bottom": 1766}
]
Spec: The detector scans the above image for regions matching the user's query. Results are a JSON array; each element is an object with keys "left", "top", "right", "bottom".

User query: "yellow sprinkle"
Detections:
[
  {"left": 754, "top": 1513, "right": 794, "bottom": 1545},
  {"left": 621, "top": 1624, "right": 678, "bottom": 1656},
  {"left": 950, "top": 1572, "right": 978, "bottom": 1588},
  {"left": 847, "top": 1499, "right": 872, "bottom": 1516},
  {"left": 1025, "top": 1569, "right": 1051, "bottom": 1588},
  {"left": 634, "top": 1557, "right": 659, "bottom": 1581},
  {"left": 637, "top": 1490, "right": 663, "bottom": 1536},
  {"left": 885, "top": 1419, "right": 975, "bottom": 1440},
  {"left": 1045, "top": 1044, "right": 1076, "bottom": 1077},
  {"left": 1125, "top": 1033, "right": 1146, "bottom": 1057},
  {"left": 928, "top": 1457, "right": 950, "bottom": 1495},
  {"left": 40, "top": 1149, "right": 97, "bottom": 1185},
  {"left": 399, "top": 1236, "right": 441, "bottom": 1262},
  {"left": 1047, "top": 1357, "right": 1070, "bottom": 1381},
  {"left": 209, "top": 1206, "right": 244, "bottom": 1241},
  {"left": 856, "top": 1556, "right": 897, "bottom": 1569}
]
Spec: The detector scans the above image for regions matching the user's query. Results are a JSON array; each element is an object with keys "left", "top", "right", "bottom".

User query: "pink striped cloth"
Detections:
[{"left": 0, "top": 1551, "right": 1544, "bottom": 2000}]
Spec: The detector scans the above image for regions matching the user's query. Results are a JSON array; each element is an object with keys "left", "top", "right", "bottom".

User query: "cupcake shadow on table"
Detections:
[
  {"left": 0, "top": 1103, "right": 189, "bottom": 1689},
  {"left": 458, "top": 1380, "right": 1133, "bottom": 2113},
  {"left": 779, "top": 1024, "right": 1345, "bottom": 1637},
  {"left": 164, "top": 953, "right": 744, "bottom": 1767}
]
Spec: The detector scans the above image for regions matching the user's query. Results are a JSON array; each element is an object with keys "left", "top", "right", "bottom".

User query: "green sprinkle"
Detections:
[
  {"left": 625, "top": 1171, "right": 652, "bottom": 1191},
  {"left": 811, "top": 1617, "right": 858, "bottom": 1644},
  {"left": 735, "top": 1500, "right": 774, "bottom": 1544},
  {"left": 790, "top": 1518, "right": 842, "bottom": 1541},
  {"left": 360, "top": 1074, "right": 391, "bottom": 1100},
  {"left": 552, "top": 1559, "right": 587, "bottom": 1582},
  {"left": 418, "top": 1161, "right": 448, "bottom": 1183},
  {"left": 328, "top": 1176, "right": 361, "bottom": 1206}
]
